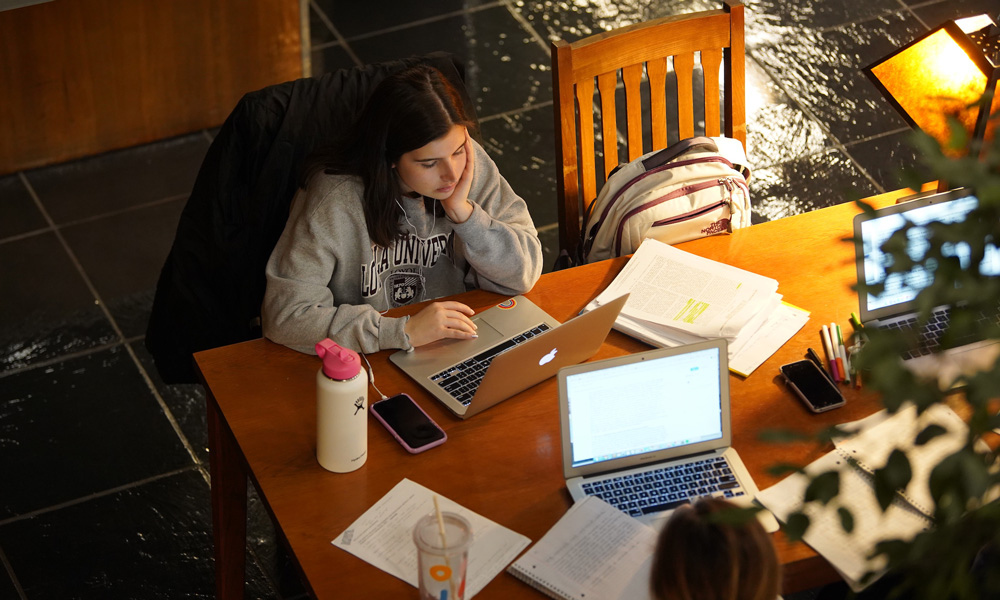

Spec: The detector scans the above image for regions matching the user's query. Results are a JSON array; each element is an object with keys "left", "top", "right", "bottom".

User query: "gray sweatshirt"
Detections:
[{"left": 262, "top": 140, "right": 543, "bottom": 355}]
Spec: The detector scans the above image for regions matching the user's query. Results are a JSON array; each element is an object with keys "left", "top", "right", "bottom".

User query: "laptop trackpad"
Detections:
[
  {"left": 419, "top": 317, "right": 505, "bottom": 360},
  {"left": 471, "top": 316, "right": 504, "bottom": 347}
]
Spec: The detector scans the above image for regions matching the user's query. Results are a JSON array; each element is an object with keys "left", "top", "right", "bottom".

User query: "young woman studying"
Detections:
[{"left": 262, "top": 65, "right": 543, "bottom": 355}]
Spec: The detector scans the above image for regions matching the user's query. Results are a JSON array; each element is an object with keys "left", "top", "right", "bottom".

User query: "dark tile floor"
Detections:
[{"left": 1, "top": 0, "right": 995, "bottom": 597}]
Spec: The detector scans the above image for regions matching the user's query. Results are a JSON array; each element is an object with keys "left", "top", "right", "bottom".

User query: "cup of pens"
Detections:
[{"left": 413, "top": 502, "right": 471, "bottom": 600}]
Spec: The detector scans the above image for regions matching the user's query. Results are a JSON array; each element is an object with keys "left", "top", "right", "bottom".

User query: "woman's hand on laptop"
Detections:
[{"left": 405, "top": 301, "right": 479, "bottom": 347}]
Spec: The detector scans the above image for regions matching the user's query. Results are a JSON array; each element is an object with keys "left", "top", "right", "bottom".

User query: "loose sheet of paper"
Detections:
[
  {"left": 729, "top": 302, "right": 810, "bottom": 376},
  {"left": 332, "top": 478, "right": 530, "bottom": 597}
]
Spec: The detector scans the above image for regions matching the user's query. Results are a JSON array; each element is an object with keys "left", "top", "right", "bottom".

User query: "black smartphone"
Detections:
[
  {"left": 779, "top": 359, "right": 845, "bottom": 413},
  {"left": 370, "top": 393, "right": 447, "bottom": 453}
]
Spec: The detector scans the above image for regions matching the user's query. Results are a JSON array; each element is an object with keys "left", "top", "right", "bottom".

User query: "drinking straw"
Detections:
[{"left": 433, "top": 496, "right": 457, "bottom": 599}]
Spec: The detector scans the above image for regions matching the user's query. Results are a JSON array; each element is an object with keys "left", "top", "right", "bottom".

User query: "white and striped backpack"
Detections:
[{"left": 580, "top": 136, "right": 752, "bottom": 264}]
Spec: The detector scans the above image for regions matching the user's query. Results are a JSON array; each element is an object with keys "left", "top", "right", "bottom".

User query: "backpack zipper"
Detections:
[
  {"left": 647, "top": 176, "right": 747, "bottom": 228},
  {"left": 650, "top": 199, "right": 726, "bottom": 227}
]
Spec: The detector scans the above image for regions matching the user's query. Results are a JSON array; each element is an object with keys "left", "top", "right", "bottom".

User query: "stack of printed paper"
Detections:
[{"left": 588, "top": 238, "right": 809, "bottom": 376}]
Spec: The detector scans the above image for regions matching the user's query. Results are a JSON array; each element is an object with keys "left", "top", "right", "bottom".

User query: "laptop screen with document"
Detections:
[
  {"left": 558, "top": 338, "right": 780, "bottom": 532},
  {"left": 561, "top": 341, "right": 727, "bottom": 474}
]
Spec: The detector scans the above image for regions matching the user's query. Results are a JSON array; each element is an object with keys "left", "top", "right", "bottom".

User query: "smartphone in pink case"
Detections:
[{"left": 371, "top": 393, "right": 447, "bottom": 453}]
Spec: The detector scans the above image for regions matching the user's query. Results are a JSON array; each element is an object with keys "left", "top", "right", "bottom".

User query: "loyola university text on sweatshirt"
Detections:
[{"left": 262, "top": 140, "right": 543, "bottom": 355}]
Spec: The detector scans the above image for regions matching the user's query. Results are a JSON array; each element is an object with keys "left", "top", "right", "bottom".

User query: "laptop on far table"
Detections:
[
  {"left": 852, "top": 188, "right": 1000, "bottom": 385},
  {"left": 558, "top": 338, "right": 778, "bottom": 531},
  {"left": 391, "top": 294, "right": 629, "bottom": 419}
]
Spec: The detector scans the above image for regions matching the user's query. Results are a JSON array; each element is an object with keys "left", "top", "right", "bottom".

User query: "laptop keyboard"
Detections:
[
  {"left": 883, "top": 306, "right": 999, "bottom": 359},
  {"left": 430, "top": 323, "right": 551, "bottom": 405},
  {"left": 580, "top": 455, "right": 745, "bottom": 518}
]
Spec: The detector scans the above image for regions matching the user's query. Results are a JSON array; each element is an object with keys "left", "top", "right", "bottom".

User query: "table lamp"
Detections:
[{"left": 864, "top": 14, "right": 1000, "bottom": 155}]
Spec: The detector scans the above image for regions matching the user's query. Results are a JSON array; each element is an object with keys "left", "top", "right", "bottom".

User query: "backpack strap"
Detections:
[{"left": 641, "top": 136, "right": 718, "bottom": 170}]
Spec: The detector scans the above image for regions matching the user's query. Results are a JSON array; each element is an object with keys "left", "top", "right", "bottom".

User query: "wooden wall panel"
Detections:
[{"left": 0, "top": 0, "right": 302, "bottom": 175}]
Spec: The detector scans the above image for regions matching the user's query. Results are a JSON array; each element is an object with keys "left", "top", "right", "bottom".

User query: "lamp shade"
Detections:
[{"left": 865, "top": 15, "right": 999, "bottom": 151}]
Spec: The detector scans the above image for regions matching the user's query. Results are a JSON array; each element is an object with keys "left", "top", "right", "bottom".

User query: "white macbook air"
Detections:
[
  {"left": 558, "top": 338, "right": 778, "bottom": 531},
  {"left": 391, "top": 294, "right": 628, "bottom": 419}
]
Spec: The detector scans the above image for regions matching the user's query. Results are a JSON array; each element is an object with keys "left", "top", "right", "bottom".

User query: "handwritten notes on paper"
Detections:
[{"left": 332, "top": 478, "right": 530, "bottom": 598}]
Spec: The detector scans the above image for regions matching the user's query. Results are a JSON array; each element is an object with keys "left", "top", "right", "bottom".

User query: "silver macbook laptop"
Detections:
[
  {"left": 558, "top": 338, "right": 777, "bottom": 531},
  {"left": 853, "top": 188, "right": 1000, "bottom": 385},
  {"left": 391, "top": 294, "right": 628, "bottom": 419}
]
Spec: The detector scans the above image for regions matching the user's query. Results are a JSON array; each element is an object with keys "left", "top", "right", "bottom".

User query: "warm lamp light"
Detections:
[{"left": 865, "top": 14, "right": 1000, "bottom": 153}]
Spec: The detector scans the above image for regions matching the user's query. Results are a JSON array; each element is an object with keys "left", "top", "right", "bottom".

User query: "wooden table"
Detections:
[{"left": 196, "top": 187, "right": 926, "bottom": 598}]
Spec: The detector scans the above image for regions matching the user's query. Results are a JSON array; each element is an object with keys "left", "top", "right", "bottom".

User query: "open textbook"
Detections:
[
  {"left": 587, "top": 238, "right": 809, "bottom": 376},
  {"left": 756, "top": 403, "right": 980, "bottom": 590}
]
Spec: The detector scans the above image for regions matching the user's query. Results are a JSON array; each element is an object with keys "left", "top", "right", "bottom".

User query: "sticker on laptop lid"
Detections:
[{"left": 497, "top": 298, "right": 517, "bottom": 309}]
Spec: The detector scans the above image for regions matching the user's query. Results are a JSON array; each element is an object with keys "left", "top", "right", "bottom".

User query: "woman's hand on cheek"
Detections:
[
  {"left": 441, "top": 131, "right": 475, "bottom": 223},
  {"left": 404, "top": 301, "right": 478, "bottom": 347}
]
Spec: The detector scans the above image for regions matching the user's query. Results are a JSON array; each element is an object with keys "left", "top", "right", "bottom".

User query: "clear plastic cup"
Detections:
[{"left": 412, "top": 512, "right": 472, "bottom": 600}]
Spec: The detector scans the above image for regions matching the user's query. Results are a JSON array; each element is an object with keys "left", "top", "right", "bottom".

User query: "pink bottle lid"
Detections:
[{"left": 315, "top": 339, "right": 361, "bottom": 380}]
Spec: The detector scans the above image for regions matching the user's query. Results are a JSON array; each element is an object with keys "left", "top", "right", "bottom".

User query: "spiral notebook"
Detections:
[
  {"left": 507, "top": 495, "right": 656, "bottom": 600},
  {"left": 756, "top": 402, "right": 971, "bottom": 590},
  {"left": 833, "top": 402, "right": 969, "bottom": 518}
]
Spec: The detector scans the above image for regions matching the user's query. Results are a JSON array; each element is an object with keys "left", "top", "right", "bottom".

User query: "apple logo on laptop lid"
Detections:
[{"left": 539, "top": 348, "right": 558, "bottom": 366}]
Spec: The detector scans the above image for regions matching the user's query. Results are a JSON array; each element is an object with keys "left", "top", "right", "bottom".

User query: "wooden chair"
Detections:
[{"left": 551, "top": 1, "right": 746, "bottom": 263}]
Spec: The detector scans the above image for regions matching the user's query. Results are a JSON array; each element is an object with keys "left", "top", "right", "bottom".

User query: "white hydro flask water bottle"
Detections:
[{"left": 315, "top": 339, "right": 368, "bottom": 473}]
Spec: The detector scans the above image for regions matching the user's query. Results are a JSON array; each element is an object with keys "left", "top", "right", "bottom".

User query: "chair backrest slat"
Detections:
[
  {"left": 647, "top": 58, "right": 669, "bottom": 150},
  {"left": 675, "top": 52, "right": 695, "bottom": 140},
  {"left": 623, "top": 63, "right": 644, "bottom": 163},
  {"left": 597, "top": 71, "right": 618, "bottom": 183},
  {"left": 575, "top": 77, "right": 597, "bottom": 208},
  {"left": 703, "top": 48, "right": 723, "bottom": 137},
  {"left": 724, "top": 2, "right": 746, "bottom": 142}
]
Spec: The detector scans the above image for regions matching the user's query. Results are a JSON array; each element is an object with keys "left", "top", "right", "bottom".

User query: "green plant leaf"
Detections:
[
  {"left": 873, "top": 450, "right": 912, "bottom": 511},
  {"left": 929, "top": 452, "right": 962, "bottom": 517},
  {"left": 758, "top": 428, "right": 810, "bottom": 443},
  {"left": 915, "top": 424, "right": 947, "bottom": 446},
  {"left": 784, "top": 511, "right": 810, "bottom": 542},
  {"left": 816, "top": 424, "right": 857, "bottom": 443},
  {"left": 958, "top": 449, "right": 990, "bottom": 499},
  {"left": 837, "top": 506, "right": 854, "bottom": 533},
  {"left": 854, "top": 199, "right": 877, "bottom": 217},
  {"left": 804, "top": 470, "right": 840, "bottom": 505},
  {"left": 766, "top": 462, "right": 803, "bottom": 477}
]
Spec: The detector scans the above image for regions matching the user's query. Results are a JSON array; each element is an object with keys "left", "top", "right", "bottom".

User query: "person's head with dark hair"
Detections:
[
  {"left": 332, "top": 64, "right": 478, "bottom": 247},
  {"left": 651, "top": 497, "right": 781, "bottom": 600}
]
